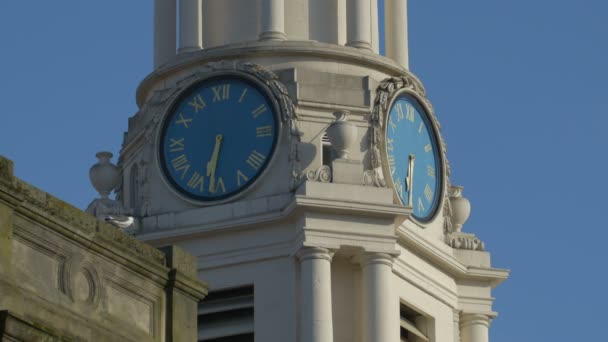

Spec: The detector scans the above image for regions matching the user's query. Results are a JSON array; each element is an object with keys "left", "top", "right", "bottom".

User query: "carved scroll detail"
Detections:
[{"left": 306, "top": 165, "right": 332, "bottom": 183}]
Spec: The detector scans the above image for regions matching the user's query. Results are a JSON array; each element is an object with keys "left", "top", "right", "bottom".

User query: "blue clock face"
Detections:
[
  {"left": 385, "top": 94, "right": 442, "bottom": 221},
  {"left": 159, "top": 75, "right": 279, "bottom": 202}
]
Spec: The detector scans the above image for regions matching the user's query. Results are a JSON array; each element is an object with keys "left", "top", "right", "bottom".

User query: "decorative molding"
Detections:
[
  {"left": 360, "top": 252, "right": 394, "bottom": 268},
  {"left": 60, "top": 256, "right": 104, "bottom": 309},
  {"left": 306, "top": 165, "right": 332, "bottom": 183},
  {"left": 96, "top": 221, "right": 166, "bottom": 265},
  {"left": 296, "top": 247, "right": 334, "bottom": 262},
  {"left": 443, "top": 187, "right": 454, "bottom": 235},
  {"left": 362, "top": 169, "right": 385, "bottom": 187},
  {"left": 460, "top": 313, "right": 491, "bottom": 329},
  {"left": 447, "top": 232, "right": 485, "bottom": 251},
  {"left": 136, "top": 41, "right": 409, "bottom": 108},
  {"left": 2, "top": 173, "right": 165, "bottom": 266},
  {"left": 369, "top": 74, "right": 450, "bottom": 191},
  {"left": 139, "top": 61, "right": 302, "bottom": 194},
  {"left": 396, "top": 227, "right": 508, "bottom": 287}
]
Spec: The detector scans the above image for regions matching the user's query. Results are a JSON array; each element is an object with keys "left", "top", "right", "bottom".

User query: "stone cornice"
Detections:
[
  {"left": 396, "top": 227, "right": 509, "bottom": 287},
  {"left": 0, "top": 155, "right": 168, "bottom": 280},
  {"left": 136, "top": 40, "right": 410, "bottom": 108},
  {"left": 287, "top": 194, "right": 410, "bottom": 220}
]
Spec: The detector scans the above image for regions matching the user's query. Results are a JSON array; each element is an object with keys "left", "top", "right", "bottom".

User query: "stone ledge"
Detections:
[
  {"left": 0, "top": 310, "right": 66, "bottom": 341},
  {"left": 0, "top": 155, "right": 165, "bottom": 267},
  {"left": 137, "top": 40, "right": 413, "bottom": 107}
]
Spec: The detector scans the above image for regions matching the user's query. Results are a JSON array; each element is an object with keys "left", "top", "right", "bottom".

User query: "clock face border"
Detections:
[
  {"left": 381, "top": 89, "right": 445, "bottom": 224},
  {"left": 155, "top": 71, "right": 283, "bottom": 206}
]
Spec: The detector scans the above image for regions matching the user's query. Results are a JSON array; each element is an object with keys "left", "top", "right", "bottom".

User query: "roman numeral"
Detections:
[
  {"left": 175, "top": 113, "right": 192, "bottom": 128},
  {"left": 188, "top": 94, "right": 206, "bottom": 112},
  {"left": 210, "top": 177, "right": 226, "bottom": 193},
  {"left": 389, "top": 119, "right": 397, "bottom": 133},
  {"left": 212, "top": 84, "right": 230, "bottom": 102},
  {"left": 418, "top": 197, "right": 426, "bottom": 214},
  {"left": 387, "top": 154, "right": 396, "bottom": 175},
  {"left": 424, "top": 184, "right": 433, "bottom": 204},
  {"left": 187, "top": 172, "right": 205, "bottom": 192},
  {"left": 246, "top": 150, "right": 266, "bottom": 170},
  {"left": 251, "top": 104, "right": 267, "bottom": 118},
  {"left": 394, "top": 178, "right": 404, "bottom": 198},
  {"left": 256, "top": 125, "right": 273, "bottom": 137},
  {"left": 396, "top": 103, "right": 405, "bottom": 121},
  {"left": 424, "top": 144, "right": 432, "bottom": 153},
  {"left": 406, "top": 103, "right": 415, "bottom": 122},
  {"left": 171, "top": 154, "right": 190, "bottom": 180},
  {"left": 427, "top": 165, "right": 435, "bottom": 178},
  {"left": 239, "top": 88, "right": 248, "bottom": 103},
  {"left": 236, "top": 170, "right": 249, "bottom": 186},
  {"left": 386, "top": 138, "right": 394, "bottom": 152},
  {"left": 169, "top": 137, "right": 185, "bottom": 152}
]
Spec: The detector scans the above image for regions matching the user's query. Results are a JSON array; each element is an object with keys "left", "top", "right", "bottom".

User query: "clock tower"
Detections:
[{"left": 113, "top": 1, "right": 509, "bottom": 341}]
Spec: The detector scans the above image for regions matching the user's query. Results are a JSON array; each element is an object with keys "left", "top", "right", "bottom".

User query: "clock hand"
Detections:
[
  {"left": 206, "top": 134, "right": 223, "bottom": 193},
  {"left": 406, "top": 154, "right": 415, "bottom": 207}
]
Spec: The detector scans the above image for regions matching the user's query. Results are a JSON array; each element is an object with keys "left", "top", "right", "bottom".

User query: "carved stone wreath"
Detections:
[
  {"left": 368, "top": 73, "right": 453, "bottom": 231},
  {"left": 138, "top": 61, "right": 302, "bottom": 201}
]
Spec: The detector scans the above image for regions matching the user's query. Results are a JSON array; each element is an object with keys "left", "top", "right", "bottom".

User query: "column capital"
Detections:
[
  {"left": 296, "top": 247, "right": 334, "bottom": 262},
  {"left": 360, "top": 252, "right": 393, "bottom": 268},
  {"left": 460, "top": 313, "right": 491, "bottom": 329}
]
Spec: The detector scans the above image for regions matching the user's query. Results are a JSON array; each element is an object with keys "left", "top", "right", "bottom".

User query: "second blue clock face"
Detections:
[
  {"left": 159, "top": 75, "right": 279, "bottom": 202},
  {"left": 385, "top": 94, "right": 442, "bottom": 221}
]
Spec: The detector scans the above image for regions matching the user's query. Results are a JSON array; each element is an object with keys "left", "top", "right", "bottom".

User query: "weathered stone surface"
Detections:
[
  {"left": 0, "top": 311, "right": 64, "bottom": 342},
  {"left": 0, "top": 155, "right": 208, "bottom": 342}
]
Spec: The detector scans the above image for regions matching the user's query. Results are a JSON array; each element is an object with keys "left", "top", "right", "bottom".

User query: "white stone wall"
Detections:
[{"left": 129, "top": 1, "right": 509, "bottom": 340}]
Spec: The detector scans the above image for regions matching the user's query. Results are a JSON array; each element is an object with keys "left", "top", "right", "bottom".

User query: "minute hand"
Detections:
[{"left": 206, "top": 134, "right": 223, "bottom": 192}]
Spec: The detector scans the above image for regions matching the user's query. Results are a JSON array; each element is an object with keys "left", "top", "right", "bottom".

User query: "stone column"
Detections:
[
  {"left": 154, "top": 0, "right": 176, "bottom": 69},
  {"left": 362, "top": 253, "right": 398, "bottom": 342},
  {"left": 460, "top": 314, "right": 491, "bottom": 342},
  {"left": 298, "top": 247, "right": 334, "bottom": 342},
  {"left": 384, "top": 0, "right": 409, "bottom": 69},
  {"left": 346, "top": 0, "right": 372, "bottom": 50},
  {"left": 260, "top": 0, "right": 286, "bottom": 41},
  {"left": 178, "top": 0, "right": 202, "bottom": 53}
]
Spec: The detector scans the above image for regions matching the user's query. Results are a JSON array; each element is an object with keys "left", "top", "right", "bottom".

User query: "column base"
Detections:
[
  {"left": 177, "top": 46, "right": 202, "bottom": 54},
  {"left": 345, "top": 40, "right": 372, "bottom": 51},
  {"left": 259, "top": 31, "right": 287, "bottom": 41}
]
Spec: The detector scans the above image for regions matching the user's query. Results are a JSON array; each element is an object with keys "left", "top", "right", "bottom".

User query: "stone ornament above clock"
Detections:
[
  {"left": 158, "top": 74, "right": 281, "bottom": 204},
  {"left": 383, "top": 91, "right": 443, "bottom": 222}
]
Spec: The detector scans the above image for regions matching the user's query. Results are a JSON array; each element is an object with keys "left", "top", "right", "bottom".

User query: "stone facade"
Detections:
[
  {"left": 110, "top": 2, "right": 510, "bottom": 341},
  {"left": 0, "top": 156, "right": 208, "bottom": 341}
]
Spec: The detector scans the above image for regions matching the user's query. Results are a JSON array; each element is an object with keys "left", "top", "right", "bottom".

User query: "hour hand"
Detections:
[
  {"left": 206, "top": 134, "right": 223, "bottom": 191},
  {"left": 406, "top": 154, "right": 415, "bottom": 206}
]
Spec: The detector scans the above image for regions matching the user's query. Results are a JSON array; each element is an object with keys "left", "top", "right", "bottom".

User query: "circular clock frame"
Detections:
[
  {"left": 155, "top": 71, "right": 283, "bottom": 206},
  {"left": 381, "top": 89, "right": 445, "bottom": 223}
]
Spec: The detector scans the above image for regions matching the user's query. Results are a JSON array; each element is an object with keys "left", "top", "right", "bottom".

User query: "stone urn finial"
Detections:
[
  {"left": 89, "top": 152, "right": 120, "bottom": 199},
  {"left": 326, "top": 110, "right": 358, "bottom": 159},
  {"left": 449, "top": 185, "right": 471, "bottom": 232}
]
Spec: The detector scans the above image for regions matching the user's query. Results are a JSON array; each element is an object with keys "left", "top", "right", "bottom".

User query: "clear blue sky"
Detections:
[{"left": 1, "top": 1, "right": 606, "bottom": 341}]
